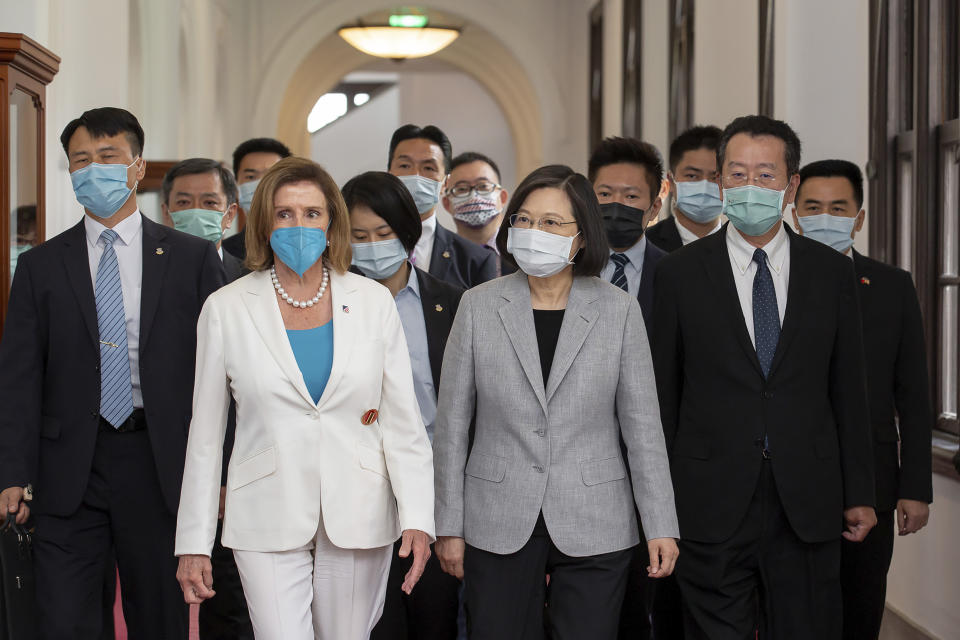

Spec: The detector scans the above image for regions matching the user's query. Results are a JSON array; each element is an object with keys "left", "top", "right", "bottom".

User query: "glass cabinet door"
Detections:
[{"left": 8, "top": 87, "right": 39, "bottom": 287}]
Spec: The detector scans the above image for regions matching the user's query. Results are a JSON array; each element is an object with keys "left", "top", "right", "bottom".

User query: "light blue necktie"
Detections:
[
  {"left": 96, "top": 229, "right": 134, "bottom": 428},
  {"left": 610, "top": 253, "right": 630, "bottom": 292},
  {"left": 752, "top": 248, "right": 781, "bottom": 378}
]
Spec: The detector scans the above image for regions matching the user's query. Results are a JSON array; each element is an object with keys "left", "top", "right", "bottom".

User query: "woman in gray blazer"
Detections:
[{"left": 433, "top": 165, "right": 680, "bottom": 640}]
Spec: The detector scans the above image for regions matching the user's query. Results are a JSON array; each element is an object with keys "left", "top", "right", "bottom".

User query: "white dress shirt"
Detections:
[
  {"left": 84, "top": 211, "right": 143, "bottom": 408},
  {"left": 599, "top": 236, "right": 647, "bottom": 299},
  {"left": 726, "top": 222, "right": 790, "bottom": 348},
  {"left": 413, "top": 214, "right": 437, "bottom": 271},
  {"left": 674, "top": 213, "right": 722, "bottom": 246}
]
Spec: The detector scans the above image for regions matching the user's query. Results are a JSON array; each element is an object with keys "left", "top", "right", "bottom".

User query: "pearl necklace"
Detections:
[{"left": 271, "top": 265, "right": 329, "bottom": 309}]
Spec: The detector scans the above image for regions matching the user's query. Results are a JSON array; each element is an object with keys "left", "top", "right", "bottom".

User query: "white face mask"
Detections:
[{"left": 506, "top": 227, "right": 579, "bottom": 278}]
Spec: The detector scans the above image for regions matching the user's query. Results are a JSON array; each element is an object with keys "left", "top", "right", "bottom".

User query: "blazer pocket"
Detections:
[
  {"left": 358, "top": 443, "right": 389, "bottom": 480},
  {"left": 40, "top": 415, "right": 61, "bottom": 440},
  {"left": 814, "top": 434, "right": 839, "bottom": 460},
  {"left": 464, "top": 452, "right": 506, "bottom": 483},
  {"left": 229, "top": 446, "right": 277, "bottom": 490},
  {"left": 672, "top": 435, "right": 710, "bottom": 460},
  {"left": 580, "top": 456, "right": 626, "bottom": 486}
]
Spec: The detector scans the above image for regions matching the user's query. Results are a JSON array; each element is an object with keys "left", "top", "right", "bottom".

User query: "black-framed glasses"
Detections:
[
  {"left": 509, "top": 213, "right": 578, "bottom": 234},
  {"left": 447, "top": 181, "right": 501, "bottom": 198}
]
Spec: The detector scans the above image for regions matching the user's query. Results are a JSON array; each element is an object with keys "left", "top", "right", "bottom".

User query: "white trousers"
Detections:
[{"left": 233, "top": 513, "right": 393, "bottom": 640}]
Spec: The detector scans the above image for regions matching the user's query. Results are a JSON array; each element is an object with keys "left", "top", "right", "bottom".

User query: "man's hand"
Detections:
[
  {"left": 843, "top": 505, "right": 877, "bottom": 542},
  {"left": 435, "top": 536, "right": 465, "bottom": 580},
  {"left": 647, "top": 538, "right": 679, "bottom": 578},
  {"left": 398, "top": 529, "right": 431, "bottom": 594},
  {"left": 0, "top": 486, "right": 29, "bottom": 525},
  {"left": 896, "top": 499, "right": 930, "bottom": 536},
  {"left": 176, "top": 554, "right": 215, "bottom": 604}
]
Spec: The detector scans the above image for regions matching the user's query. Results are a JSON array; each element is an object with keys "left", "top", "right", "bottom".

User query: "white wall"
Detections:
[
  {"left": 693, "top": 0, "right": 758, "bottom": 129},
  {"left": 640, "top": 0, "right": 670, "bottom": 161}
]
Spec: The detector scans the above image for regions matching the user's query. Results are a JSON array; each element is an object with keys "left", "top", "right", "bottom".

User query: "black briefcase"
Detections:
[{"left": 0, "top": 514, "right": 36, "bottom": 640}]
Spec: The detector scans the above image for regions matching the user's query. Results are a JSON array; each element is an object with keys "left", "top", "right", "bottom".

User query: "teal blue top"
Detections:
[{"left": 286, "top": 322, "right": 334, "bottom": 404}]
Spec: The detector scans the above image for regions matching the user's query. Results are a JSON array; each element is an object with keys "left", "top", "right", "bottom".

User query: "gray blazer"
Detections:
[{"left": 433, "top": 272, "right": 679, "bottom": 557}]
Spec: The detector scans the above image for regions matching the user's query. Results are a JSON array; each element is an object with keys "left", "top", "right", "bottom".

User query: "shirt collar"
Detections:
[
  {"left": 420, "top": 213, "right": 437, "bottom": 238},
  {"left": 485, "top": 233, "right": 500, "bottom": 255},
  {"left": 399, "top": 263, "right": 421, "bottom": 300},
  {"left": 84, "top": 210, "right": 143, "bottom": 247},
  {"left": 674, "top": 214, "right": 721, "bottom": 245},
  {"left": 609, "top": 235, "right": 647, "bottom": 266},
  {"left": 726, "top": 220, "right": 789, "bottom": 275}
]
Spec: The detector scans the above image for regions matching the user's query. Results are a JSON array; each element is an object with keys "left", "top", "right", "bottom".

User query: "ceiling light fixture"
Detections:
[{"left": 338, "top": 14, "right": 460, "bottom": 60}]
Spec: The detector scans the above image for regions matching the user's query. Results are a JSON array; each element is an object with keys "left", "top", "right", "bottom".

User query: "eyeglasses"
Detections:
[
  {"left": 447, "top": 181, "right": 501, "bottom": 198},
  {"left": 509, "top": 213, "right": 578, "bottom": 234}
]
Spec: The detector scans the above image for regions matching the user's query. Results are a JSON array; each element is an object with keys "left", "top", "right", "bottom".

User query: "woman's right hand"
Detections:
[
  {"left": 435, "top": 536, "right": 465, "bottom": 579},
  {"left": 176, "top": 554, "right": 216, "bottom": 604}
]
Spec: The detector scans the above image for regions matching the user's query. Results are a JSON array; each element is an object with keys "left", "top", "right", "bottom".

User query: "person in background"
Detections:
[
  {"left": 344, "top": 170, "right": 464, "bottom": 640},
  {"left": 175, "top": 157, "right": 435, "bottom": 640},
  {"left": 646, "top": 126, "right": 724, "bottom": 253},
  {"left": 222, "top": 137, "right": 291, "bottom": 260},
  {"left": 791, "top": 159, "right": 932, "bottom": 640},
  {"left": 159, "top": 157, "right": 254, "bottom": 639},
  {"left": 443, "top": 151, "right": 514, "bottom": 276},
  {"left": 388, "top": 124, "right": 498, "bottom": 289},
  {"left": 434, "top": 164, "right": 679, "bottom": 640},
  {"left": 652, "top": 115, "right": 876, "bottom": 639},
  {"left": 0, "top": 107, "right": 225, "bottom": 639}
]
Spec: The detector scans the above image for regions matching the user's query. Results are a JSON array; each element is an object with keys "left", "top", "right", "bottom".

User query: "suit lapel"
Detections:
[
  {"left": 767, "top": 228, "right": 812, "bottom": 378},
  {"left": 139, "top": 218, "right": 170, "bottom": 351},
  {"left": 417, "top": 269, "right": 446, "bottom": 392},
  {"left": 241, "top": 270, "right": 316, "bottom": 407},
  {"left": 636, "top": 244, "right": 659, "bottom": 329},
  {"left": 497, "top": 272, "right": 547, "bottom": 415},
  {"left": 545, "top": 277, "right": 600, "bottom": 403},
  {"left": 61, "top": 221, "right": 98, "bottom": 345},
  {"left": 316, "top": 271, "right": 357, "bottom": 407},
  {"left": 701, "top": 227, "right": 765, "bottom": 378},
  {"left": 429, "top": 225, "right": 453, "bottom": 281}
]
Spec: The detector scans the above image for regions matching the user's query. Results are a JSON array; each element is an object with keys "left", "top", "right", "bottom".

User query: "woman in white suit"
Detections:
[{"left": 175, "top": 157, "right": 435, "bottom": 640}]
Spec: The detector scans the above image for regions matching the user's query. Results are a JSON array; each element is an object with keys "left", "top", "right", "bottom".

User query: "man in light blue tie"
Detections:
[{"left": 0, "top": 107, "right": 225, "bottom": 640}]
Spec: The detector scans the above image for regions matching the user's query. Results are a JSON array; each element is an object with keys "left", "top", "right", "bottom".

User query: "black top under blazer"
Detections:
[
  {"left": 651, "top": 223, "right": 875, "bottom": 544},
  {"left": 0, "top": 217, "right": 226, "bottom": 516}
]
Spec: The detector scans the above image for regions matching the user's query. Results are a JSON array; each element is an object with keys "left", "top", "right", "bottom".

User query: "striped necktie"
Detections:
[
  {"left": 95, "top": 229, "right": 134, "bottom": 428},
  {"left": 610, "top": 253, "right": 630, "bottom": 292}
]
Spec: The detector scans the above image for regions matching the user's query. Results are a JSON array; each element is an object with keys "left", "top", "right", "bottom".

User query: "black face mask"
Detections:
[{"left": 600, "top": 202, "right": 648, "bottom": 249}]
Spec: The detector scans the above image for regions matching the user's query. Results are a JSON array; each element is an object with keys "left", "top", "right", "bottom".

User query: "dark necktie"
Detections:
[
  {"left": 752, "top": 248, "right": 780, "bottom": 378},
  {"left": 610, "top": 253, "right": 630, "bottom": 292}
]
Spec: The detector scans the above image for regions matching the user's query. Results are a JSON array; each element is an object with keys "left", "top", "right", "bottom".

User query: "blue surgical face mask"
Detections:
[
  {"left": 398, "top": 174, "right": 443, "bottom": 215},
  {"left": 797, "top": 213, "right": 857, "bottom": 253},
  {"left": 169, "top": 208, "right": 226, "bottom": 245},
  {"left": 352, "top": 238, "right": 408, "bottom": 280},
  {"left": 676, "top": 180, "right": 723, "bottom": 223},
  {"left": 270, "top": 226, "right": 327, "bottom": 277},
  {"left": 238, "top": 179, "right": 259, "bottom": 211},
  {"left": 722, "top": 185, "right": 786, "bottom": 236},
  {"left": 70, "top": 158, "right": 140, "bottom": 218}
]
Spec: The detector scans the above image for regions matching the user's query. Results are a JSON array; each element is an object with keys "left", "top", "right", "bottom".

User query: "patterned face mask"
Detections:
[{"left": 449, "top": 194, "right": 502, "bottom": 228}]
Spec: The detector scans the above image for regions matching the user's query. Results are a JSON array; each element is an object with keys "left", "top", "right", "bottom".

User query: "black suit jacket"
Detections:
[
  {"left": 645, "top": 217, "right": 683, "bottom": 253},
  {"left": 651, "top": 223, "right": 874, "bottom": 544},
  {"left": 852, "top": 251, "right": 933, "bottom": 511},
  {"left": 637, "top": 240, "right": 667, "bottom": 330},
  {"left": 415, "top": 267, "right": 464, "bottom": 391},
  {"left": 0, "top": 217, "right": 225, "bottom": 516},
  {"left": 222, "top": 231, "right": 246, "bottom": 261},
  {"left": 428, "top": 224, "right": 498, "bottom": 289},
  {"left": 222, "top": 248, "right": 247, "bottom": 282}
]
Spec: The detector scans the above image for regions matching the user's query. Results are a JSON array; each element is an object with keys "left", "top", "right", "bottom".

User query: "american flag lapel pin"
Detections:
[
  {"left": 342, "top": 305, "right": 350, "bottom": 313},
  {"left": 860, "top": 276, "right": 871, "bottom": 285}
]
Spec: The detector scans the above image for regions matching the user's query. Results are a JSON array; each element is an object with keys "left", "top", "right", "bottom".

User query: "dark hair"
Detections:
[
  {"left": 388, "top": 124, "right": 453, "bottom": 172},
  {"left": 717, "top": 115, "right": 802, "bottom": 177},
  {"left": 496, "top": 165, "right": 609, "bottom": 277},
  {"left": 587, "top": 137, "right": 663, "bottom": 202},
  {"left": 161, "top": 158, "right": 238, "bottom": 207},
  {"left": 669, "top": 125, "right": 723, "bottom": 171},
  {"left": 341, "top": 171, "right": 422, "bottom": 254},
  {"left": 60, "top": 107, "right": 145, "bottom": 157},
  {"left": 796, "top": 159, "right": 865, "bottom": 209},
  {"left": 450, "top": 151, "right": 501, "bottom": 183},
  {"left": 231, "top": 137, "right": 291, "bottom": 177}
]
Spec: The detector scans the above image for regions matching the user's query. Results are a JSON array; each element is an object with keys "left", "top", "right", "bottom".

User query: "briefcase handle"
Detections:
[{"left": 0, "top": 514, "right": 31, "bottom": 549}]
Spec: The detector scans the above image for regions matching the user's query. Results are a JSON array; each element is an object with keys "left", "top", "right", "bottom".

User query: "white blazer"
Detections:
[{"left": 175, "top": 268, "right": 435, "bottom": 556}]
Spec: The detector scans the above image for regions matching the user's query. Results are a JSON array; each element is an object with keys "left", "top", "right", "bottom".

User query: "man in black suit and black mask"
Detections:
[
  {"left": 0, "top": 107, "right": 225, "bottom": 639},
  {"left": 652, "top": 115, "right": 877, "bottom": 639},
  {"left": 791, "top": 159, "right": 932, "bottom": 640}
]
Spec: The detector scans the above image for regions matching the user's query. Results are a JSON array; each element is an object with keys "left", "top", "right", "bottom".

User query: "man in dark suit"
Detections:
[
  {"left": 221, "top": 137, "right": 291, "bottom": 261},
  {"left": 652, "top": 115, "right": 877, "bottom": 639},
  {"left": 443, "top": 151, "right": 516, "bottom": 277},
  {"left": 160, "top": 158, "right": 253, "bottom": 639},
  {"left": 0, "top": 108, "right": 225, "bottom": 640},
  {"left": 388, "top": 124, "right": 498, "bottom": 289},
  {"left": 791, "top": 159, "right": 932, "bottom": 640},
  {"left": 647, "top": 125, "right": 724, "bottom": 254}
]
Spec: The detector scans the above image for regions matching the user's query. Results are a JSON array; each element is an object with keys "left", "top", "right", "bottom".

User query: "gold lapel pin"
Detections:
[
  {"left": 155, "top": 247, "right": 164, "bottom": 255},
  {"left": 435, "top": 304, "right": 443, "bottom": 312},
  {"left": 442, "top": 251, "right": 451, "bottom": 259}
]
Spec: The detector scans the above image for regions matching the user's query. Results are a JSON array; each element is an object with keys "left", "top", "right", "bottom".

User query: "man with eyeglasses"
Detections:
[{"left": 443, "top": 151, "right": 515, "bottom": 276}]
